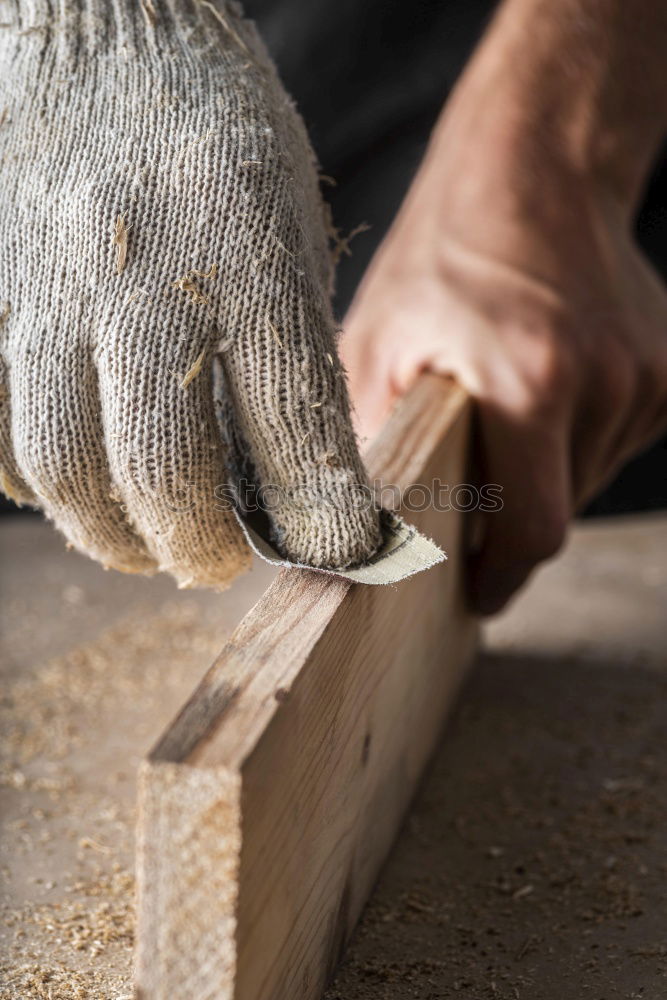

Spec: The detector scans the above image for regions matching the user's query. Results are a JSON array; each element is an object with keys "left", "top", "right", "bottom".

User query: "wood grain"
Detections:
[{"left": 135, "top": 375, "right": 478, "bottom": 1000}]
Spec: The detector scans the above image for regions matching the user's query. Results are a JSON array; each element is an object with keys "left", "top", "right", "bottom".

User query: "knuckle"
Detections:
[
  {"left": 509, "top": 319, "right": 577, "bottom": 418},
  {"left": 538, "top": 339, "right": 577, "bottom": 401},
  {"left": 538, "top": 322, "right": 576, "bottom": 385}
]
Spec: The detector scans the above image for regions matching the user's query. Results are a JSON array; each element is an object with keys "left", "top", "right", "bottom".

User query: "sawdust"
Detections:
[
  {"left": 0, "top": 964, "right": 131, "bottom": 1000},
  {"left": 0, "top": 601, "right": 227, "bottom": 998},
  {"left": 171, "top": 264, "right": 217, "bottom": 305},
  {"left": 111, "top": 216, "right": 129, "bottom": 276},
  {"left": 179, "top": 349, "right": 206, "bottom": 389},
  {"left": 139, "top": 0, "right": 157, "bottom": 28},
  {"left": 190, "top": 263, "right": 217, "bottom": 280},
  {"left": 4, "top": 519, "right": 664, "bottom": 998},
  {"left": 326, "top": 215, "right": 371, "bottom": 268},
  {"left": 4, "top": 868, "right": 134, "bottom": 960},
  {"left": 197, "top": 0, "right": 250, "bottom": 54},
  {"left": 265, "top": 317, "right": 283, "bottom": 350},
  {"left": 325, "top": 654, "right": 667, "bottom": 1000}
]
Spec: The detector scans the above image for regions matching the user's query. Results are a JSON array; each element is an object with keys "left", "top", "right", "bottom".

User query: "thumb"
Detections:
[{"left": 339, "top": 319, "right": 399, "bottom": 444}]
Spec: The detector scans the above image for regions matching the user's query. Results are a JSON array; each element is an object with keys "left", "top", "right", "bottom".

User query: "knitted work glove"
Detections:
[{"left": 0, "top": 0, "right": 382, "bottom": 588}]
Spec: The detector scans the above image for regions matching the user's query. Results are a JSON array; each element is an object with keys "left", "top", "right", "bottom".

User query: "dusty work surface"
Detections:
[
  {"left": 1, "top": 513, "right": 666, "bottom": 998},
  {"left": 0, "top": 517, "right": 276, "bottom": 998},
  {"left": 326, "top": 513, "right": 667, "bottom": 1000}
]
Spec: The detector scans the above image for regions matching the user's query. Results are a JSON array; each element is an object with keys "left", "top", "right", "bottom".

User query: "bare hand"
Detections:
[{"left": 341, "top": 29, "right": 667, "bottom": 614}]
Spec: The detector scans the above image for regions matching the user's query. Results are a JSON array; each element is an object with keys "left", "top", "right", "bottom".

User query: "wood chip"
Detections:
[
  {"left": 112, "top": 215, "right": 129, "bottom": 275},
  {"left": 171, "top": 274, "right": 208, "bottom": 306},
  {"left": 172, "top": 264, "right": 217, "bottom": 305},
  {"left": 197, "top": 0, "right": 250, "bottom": 53},
  {"left": 266, "top": 317, "right": 283, "bottom": 350},
  {"left": 140, "top": 0, "right": 157, "bottom": 27},
  {"left": 179, "top": 350, "right": 206, "bottom": 389}
]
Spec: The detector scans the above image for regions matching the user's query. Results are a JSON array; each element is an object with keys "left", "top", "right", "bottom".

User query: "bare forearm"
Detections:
[
  {"left": 343, "top": 0, "right": 667, "bottom": 616},
  {"left": 431, "top": 0, "right": 667, "bottom": 215}
]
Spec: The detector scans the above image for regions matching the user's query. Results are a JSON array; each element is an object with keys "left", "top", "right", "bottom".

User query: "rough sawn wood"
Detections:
[{"left": 135, "top": 375, "right": 478, "bottom": 1000}]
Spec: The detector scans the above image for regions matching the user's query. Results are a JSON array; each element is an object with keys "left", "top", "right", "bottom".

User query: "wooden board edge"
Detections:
[{"left": 147, "top": 376, "right": 470, "bottom": 771}]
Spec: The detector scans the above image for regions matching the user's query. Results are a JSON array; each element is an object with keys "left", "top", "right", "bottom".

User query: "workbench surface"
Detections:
[{"left": 1, "top": 513, "right": 665, "bottom": 999}]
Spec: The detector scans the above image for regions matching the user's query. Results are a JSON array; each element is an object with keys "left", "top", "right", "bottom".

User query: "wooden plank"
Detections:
[{"left": 135, "top": 375, "right": 478, "bottom": 1000}]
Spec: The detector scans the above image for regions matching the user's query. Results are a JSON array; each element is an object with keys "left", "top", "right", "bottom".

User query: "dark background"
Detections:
[{"left": 2, "top": 0, "right": 664, "bottom": 518}]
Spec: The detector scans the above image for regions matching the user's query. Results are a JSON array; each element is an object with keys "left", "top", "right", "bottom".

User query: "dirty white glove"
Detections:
[{"left": 0, "top": 0, "right": 381, "bottom": 587}]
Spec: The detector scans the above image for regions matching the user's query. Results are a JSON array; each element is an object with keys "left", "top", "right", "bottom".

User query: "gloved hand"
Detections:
[{"left": 0, "top": 0, "right": 381, "bottom": 588}]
